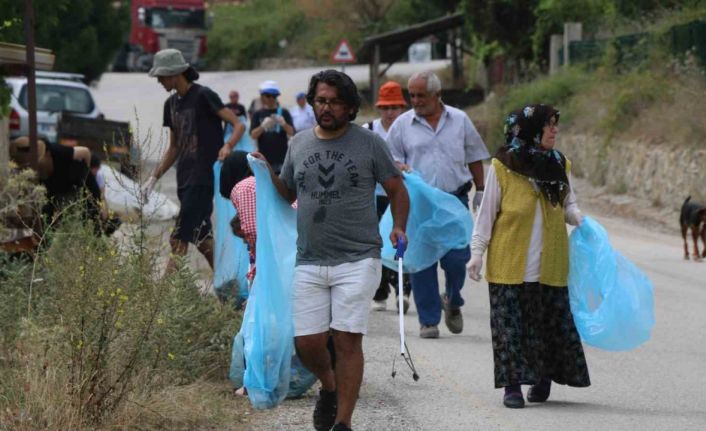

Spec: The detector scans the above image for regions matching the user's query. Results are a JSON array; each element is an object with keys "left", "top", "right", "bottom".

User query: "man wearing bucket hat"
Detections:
[
  {"left": 250, "top": 80, "right": 294, "bottom": 174},
  {"left": 143, "top": 49, "right": 245, "bottom": 276},
  {"left": 290, "top": 91, "right": 316, "bottom": 132},
  {"left": 366, "top": 81, "right": 413, "bottom": 313}
]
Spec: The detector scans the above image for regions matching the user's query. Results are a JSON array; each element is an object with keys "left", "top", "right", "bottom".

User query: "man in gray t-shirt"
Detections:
[
  {"left": 253, "top": 70, "right": 409, "bottom": 431},
  {"left": 279, "top": 125, "right": 400, "bottom": 266}
]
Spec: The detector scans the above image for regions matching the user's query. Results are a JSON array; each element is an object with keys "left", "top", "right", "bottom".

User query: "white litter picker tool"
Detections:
[{"left": 391, "top": 238, "right": 419, "bottom": 381}]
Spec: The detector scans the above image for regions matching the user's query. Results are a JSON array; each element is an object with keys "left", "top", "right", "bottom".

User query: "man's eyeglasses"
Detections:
[{"left": 313, "top": 98, "right": 346, "bottom": 109}]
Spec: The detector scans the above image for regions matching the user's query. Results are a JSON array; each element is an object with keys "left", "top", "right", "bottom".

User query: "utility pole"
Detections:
[{"left": 24, "top": 0, "right": 38, "bottom": 170}]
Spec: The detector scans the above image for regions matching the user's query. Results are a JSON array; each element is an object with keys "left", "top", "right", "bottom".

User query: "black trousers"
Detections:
[{"left": 373, "top": 195, "right": 411, "bottom": 301}]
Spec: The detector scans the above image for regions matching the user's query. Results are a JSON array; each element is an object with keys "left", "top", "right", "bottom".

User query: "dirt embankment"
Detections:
[{"left": 561, "top": 133, "right": 706, "bottom": 233}]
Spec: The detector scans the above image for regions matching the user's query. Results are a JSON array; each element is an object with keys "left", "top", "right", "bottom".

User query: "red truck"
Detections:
[{"left": 113, "top": 0, "right": 210, "bottom": 72}]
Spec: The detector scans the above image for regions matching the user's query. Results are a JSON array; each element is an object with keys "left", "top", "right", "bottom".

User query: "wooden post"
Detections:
[
  {"left": 24, "top": 0, "right": 38, "bottom": 170},
  {"left": 451, "top": 29, "right": 461, "bottom": 87},
  {"left": 370, "top": 43, "right": 380, "bottom": 105},
  {"left": 0, "top": 118, "right": 8, "bottom": 187}
]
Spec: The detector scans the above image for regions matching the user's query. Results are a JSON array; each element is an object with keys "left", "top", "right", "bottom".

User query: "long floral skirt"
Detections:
[{"left": 489, "top": 282, "right": 591, "bottom": 388}]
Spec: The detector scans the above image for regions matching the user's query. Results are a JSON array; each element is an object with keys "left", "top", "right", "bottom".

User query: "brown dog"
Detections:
[{"left": 680, "top": 196, "right": 706, "bottom": 260}]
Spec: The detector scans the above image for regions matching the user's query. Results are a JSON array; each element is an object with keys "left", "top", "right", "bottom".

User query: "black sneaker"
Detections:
[
  {"left": 313, "top": 389, "right": 337, "bottom": 431},
  {"left": 332, "top": 423, "right": 353, "bottom": 431}
]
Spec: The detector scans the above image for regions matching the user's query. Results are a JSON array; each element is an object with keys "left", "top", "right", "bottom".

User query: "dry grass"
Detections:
[
  {"left": 104, "top": 381, "right": 251, "bottom": 431},
  {"left": 1, "top": 362, "right": 249, "bottom": 431},
  {"left": 468, "top": 61, "right": 706, "bottom": 152},
  {"left": 621, "top": 69, "right": 706, "bottom": 148}
]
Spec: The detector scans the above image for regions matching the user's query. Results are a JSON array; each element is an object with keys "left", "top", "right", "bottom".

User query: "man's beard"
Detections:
[{"left": 315, "top": 112, "right": 347, "bottom": 131}]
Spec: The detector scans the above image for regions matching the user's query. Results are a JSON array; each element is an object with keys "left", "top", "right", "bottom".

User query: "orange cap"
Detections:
[{"left": 375, "top": 81, "right": 407, "bottom": 107}]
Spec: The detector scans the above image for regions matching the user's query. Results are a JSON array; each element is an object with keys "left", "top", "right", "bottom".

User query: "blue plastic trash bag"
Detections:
[
  {"left": 568, "top": 216, "right": 655, "bottom": 351},
  {"left": 213, "top": 161, "right": 250, "bottom": 304},
  {"left": 229, "top": 319, "right": 316, "bottom": 399},
  {"left": 379, "top": 172, "right": 473, "bottom": 273},
  {"left": 229, "top": 330, "right": 246, "bottom": 389},
  {"left": 288, "top": 353, "right": 318, "bottom": 398},
  {"left": 242, "top": 155, "right": 316, "bottom": 409},
  {"left": 224, "top": 116, "right": 256, "bottom": 152}
]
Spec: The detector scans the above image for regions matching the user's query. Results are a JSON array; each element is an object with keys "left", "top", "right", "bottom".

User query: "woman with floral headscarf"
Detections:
[{"left": 467, "top": 104, "right": 590, "bottom": 408}]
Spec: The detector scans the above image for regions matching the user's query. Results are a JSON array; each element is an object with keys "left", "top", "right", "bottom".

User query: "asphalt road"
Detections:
[
  {"left": 93, "top": 65, "right": 706, "bottom": 430},
  {"left": 92, "top": 60, "right": 450, "bottom": 161},
  {"left": 245, "top": 206, "right": 706, "bottom": 431}
]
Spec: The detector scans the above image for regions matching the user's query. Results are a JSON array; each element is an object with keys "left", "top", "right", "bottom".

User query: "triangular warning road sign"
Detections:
[{"left": 332, "top": 39, "right": 356, "bottom": 63}]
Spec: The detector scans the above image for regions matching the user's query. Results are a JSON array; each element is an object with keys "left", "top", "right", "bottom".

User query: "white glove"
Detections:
[
  {"left": 467, "top": 254, "right": 483, "bottom": 281},
  {"left": 568, "top": 209, "right": 584, "bottom": 227},
  {"left": 261, "top": 116, "right": 276, "bottom": 131},
  {"left": 472, "top": 190, "right": 484, "bottom": 212},
  {"left": 141, "top": 175, "right": 157, "bottom": 203},
  {"left": 274, "top": 115, "right": 286, "bottom": 126}
]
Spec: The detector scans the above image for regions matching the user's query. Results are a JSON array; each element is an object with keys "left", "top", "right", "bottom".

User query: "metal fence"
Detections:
[{"left": 559, "top": 19, "right": 706, "bottom": 69}]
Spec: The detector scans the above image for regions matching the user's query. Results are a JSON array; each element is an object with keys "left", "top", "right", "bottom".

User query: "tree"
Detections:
[
  {"left": 531, "top": 0, "right": 690, "bottom": 61},
  {"left": 0, "top": 0, "right": 129, "bottom": 83},
  {"left": 462, "top": 0, "right": 538, "bottom": 61},
  {"left": 387, "top": 0, "right": 461, "bottom": 28}
]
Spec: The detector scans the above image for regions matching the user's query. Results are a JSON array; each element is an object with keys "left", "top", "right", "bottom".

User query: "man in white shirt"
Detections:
[
  {"left": 386, "top": 71, "right": 490, "bottom": 339},
  {"left": 290, "top": 91, "right": 317, "bottom": 132}
]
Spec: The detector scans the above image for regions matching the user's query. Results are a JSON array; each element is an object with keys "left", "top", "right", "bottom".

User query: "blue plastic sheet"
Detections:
[
  {"left": 379, "top": 172, "right": 473, "bottom": 273},
  {"left": 213, "top": 161, "right": 249, "bottom": 304},
  {"left": 568, "top": 216, "right": 655, "bottom": 351},
  {"left": 241, "top": 155, "right": 315, "bottom": 408}
]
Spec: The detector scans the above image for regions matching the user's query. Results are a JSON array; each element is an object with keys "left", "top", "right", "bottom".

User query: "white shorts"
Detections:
[{"left": 293, "top": 258, "right": 382, "bottom": 336}]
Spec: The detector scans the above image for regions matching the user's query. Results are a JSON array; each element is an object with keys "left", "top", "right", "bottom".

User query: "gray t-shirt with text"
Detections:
[{"left": 279, "top": 124, "right": 401, "bottom": 266}]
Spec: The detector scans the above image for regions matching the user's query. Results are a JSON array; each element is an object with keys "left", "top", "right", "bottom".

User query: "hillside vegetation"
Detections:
[
  {"left": 467, "top": 8, "right": 706, "bottom": 206},
  {"left": 205, "top": 0, "right": 704, "bottom": 70}
]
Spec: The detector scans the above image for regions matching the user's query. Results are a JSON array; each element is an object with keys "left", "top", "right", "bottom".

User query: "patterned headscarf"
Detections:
[{"left": 495, "top": 104, "right": 569, "bottom": 207}]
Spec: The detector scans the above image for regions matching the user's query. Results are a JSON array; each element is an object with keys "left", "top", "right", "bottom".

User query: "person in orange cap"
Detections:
[
  {"left": 368, "top": 81, "right": 407, "bottom": 140},
  {"left": 366, "top": 81, "right": 412, "bottom": 313}
]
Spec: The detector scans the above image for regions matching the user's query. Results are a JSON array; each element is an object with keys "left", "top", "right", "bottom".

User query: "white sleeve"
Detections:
[
  {"left": 471, "top": 164, "right": 500, "bottom": 256},
  {"left": 464, "top": 115, "right": 490, "bottom": 164},
  {"left": 386, "top": 121, "right": 405, "bottom": 163},
  {"left": 95, "top": 170, "right": 106, "bottom": 190},
  {"left": 563, "top": 173, "right": 582, "bottom": 226}
]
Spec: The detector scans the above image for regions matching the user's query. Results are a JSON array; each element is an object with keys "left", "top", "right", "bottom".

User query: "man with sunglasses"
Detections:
[
  {"left": 250, "top": 80, "right": 294, "bottom": 174},
  {"left": 253, "top": 70, "right": 409, "bottom": 431},
  {"left": 387, "top": 71, "right": 489, "bottom": 340}
]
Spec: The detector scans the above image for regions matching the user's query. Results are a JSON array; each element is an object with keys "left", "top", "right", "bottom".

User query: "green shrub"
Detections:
[
  {"left": 500, "top": 67, "right": 587, "bottom": 115},
  {"left": 471, "top": 67, "right": 589, "bottom": 151},
  {"left": 207, "top": 0, "right": 306, "bottom": 69},
  {"left": 0, "top": 214, "right": 240, "bottom": 428},
  {"left": 599, "top": 70, "right": 668, "bottom": 138}
]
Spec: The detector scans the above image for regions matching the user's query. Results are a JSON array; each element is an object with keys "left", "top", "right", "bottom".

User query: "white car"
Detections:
[{"left": 6, "top": 71, "right": 102, "bottom": 144}]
